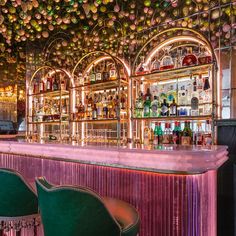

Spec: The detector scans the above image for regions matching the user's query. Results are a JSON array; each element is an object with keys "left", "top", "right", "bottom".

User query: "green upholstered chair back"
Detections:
[
  {"left": 36, "top": 177, "right": 121, "bottom": 236},
  {"left": 0, "top": 168, "right": 38, "bottom": 217}
]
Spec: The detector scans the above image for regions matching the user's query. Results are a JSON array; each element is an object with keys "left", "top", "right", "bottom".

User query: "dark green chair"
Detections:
[
  {"left": 0, "top": 168, "right": 39, "bottom": 236},
  {"left": 36, "top": 177, "right": 140, "bottom": 236}
]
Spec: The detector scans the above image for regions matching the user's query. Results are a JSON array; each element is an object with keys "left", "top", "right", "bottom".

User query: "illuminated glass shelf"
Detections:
[
  {"left": 71, "top": 79, "right": 128, "bottom": 92},
  {"left": 29, "top": 89, "right": 69, "bottom": 97},
  {"left": 132, "top": 115, "right": 212, "bottom": 121},
  {"left": 70, "top": 118, "right": 128, "bottom": 123},
  {"left": 131, "top": 63, "right": 213, "bottom": 82}
]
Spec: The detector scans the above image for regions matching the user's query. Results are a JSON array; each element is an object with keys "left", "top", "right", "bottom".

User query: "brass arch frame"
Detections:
[
  {"left": 29, "top": 65, "right": 73, "bottom": 88},
  {"left": 132, "top": 27, "right": 216, "bottom": 75},
  {"left": 72, "top": 50, "right": 131, "bottom": 77}
]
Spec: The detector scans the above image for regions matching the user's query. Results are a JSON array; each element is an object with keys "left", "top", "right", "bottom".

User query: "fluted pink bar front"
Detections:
[{"left": 0, "top": 142, "right": 228, "bottom": 236}]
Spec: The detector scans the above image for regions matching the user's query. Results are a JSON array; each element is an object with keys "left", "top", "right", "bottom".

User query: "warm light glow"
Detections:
[
  {"left": 84, "top": 56, "right": 131, "bottom": 76},
  {"left": 145, "top": 36, "right": 212, "bottom": 66}
]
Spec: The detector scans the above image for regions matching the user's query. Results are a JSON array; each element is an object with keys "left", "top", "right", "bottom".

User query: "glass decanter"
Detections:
[
  {"left": 160, "top": 46, "right": 175, "bottom": 71},
  {"left": 182, "top": 47, "right": 197, "bottom": 67}
]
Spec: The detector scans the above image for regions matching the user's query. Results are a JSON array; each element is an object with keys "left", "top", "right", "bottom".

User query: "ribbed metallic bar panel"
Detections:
[{"left": 0, "top": 153, "right": 216, "bottom": 236}]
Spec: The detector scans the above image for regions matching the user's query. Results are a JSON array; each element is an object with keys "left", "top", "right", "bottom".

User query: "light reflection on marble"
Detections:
[{"left": 0, "top": 141, "right": 228, "bottom": 174}]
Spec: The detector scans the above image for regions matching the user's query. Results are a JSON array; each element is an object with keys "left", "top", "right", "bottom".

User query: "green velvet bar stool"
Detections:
[
  {"left": 36, "top": 177, "right": 140, "bottom": 236},
  {"left": 0, "top": 168, "right": 39, "bottom": 236}
]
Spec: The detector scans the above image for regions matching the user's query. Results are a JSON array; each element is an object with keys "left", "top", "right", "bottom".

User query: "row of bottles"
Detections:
[
  {"left": 137, "top": 46, "right": 212, "bottom": 75},
  {"left": 33, "top": 76, "right": 68, "bottom": 94},
  {"left": 143, "top": 120, "right": 212, "bottom": 146},
  {"left": 134, "top": 79, "right": 212, "bottom": 118},
  {"left": 73, "top": 88, "right": 127, "bottom": 121},
  {"left": 32, "top": 98, "right": 69, "bottom": 122},
  {"left": 74, "top": 62, "right": 126, "bottom": 87}
]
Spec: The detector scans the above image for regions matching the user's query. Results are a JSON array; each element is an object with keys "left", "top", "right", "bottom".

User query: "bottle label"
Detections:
[
  {"left": 163, "top": 134, "right": 170, "bottom": 144},
  {"left": 96, "top": 73, "right": 102, "bottom": 81},
  {"left": 170, "top": 106, "right": 176, "bottom": 115},
  {"left": 161, "top": 105, "right": 168, "bottom": 115},
  {"left": 151, "top": 104, "right": 158, "bottom": 113},
  {"left": 181, "top": 136, "right": 191, "bottom": 145},
  {"left": 144, "top": 106, "right": 150, "bottom": 115}
]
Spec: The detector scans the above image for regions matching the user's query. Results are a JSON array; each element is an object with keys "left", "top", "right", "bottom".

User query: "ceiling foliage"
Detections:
[{"left": 0, "top": 0, "right": 235, "bottom": 85}]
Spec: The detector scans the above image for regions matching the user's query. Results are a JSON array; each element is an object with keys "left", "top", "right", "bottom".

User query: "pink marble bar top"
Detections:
[{"left": 0, "top": 141, "right": 228, "bottom": 174}]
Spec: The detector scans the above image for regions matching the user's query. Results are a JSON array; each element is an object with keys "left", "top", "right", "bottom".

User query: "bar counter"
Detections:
[{"left": 0, "top": 142, "right": 228, "bottom": 236}]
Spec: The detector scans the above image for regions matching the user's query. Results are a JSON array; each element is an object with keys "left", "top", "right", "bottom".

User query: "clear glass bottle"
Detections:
[
  {"left": 109, "top": 64, "right": 117, "bottom": 81},
  {"left": 169, "top": 98, "right": 177, "bottom": 116},
  {"left": 39, "top": 80, "right": 45, "bottom": 93},
  {"left": 160, "top": 46, "right": 175, "bottom": 71},
  {"left": 151, "top": 56, "right": 160, "bottom": 72},
  {"left": 194, "top": 121, "right": 203, "bottom": 145},
  {"left": 92, "top": 104, "right": 98, "bottom": 120},
  {"left": 163, "top": 122, "right": 171, "bottom": 144},
  {"left": 95, "top": 64, "right": 102, "bottom": 83},
  {"left": 151, "top": 96, "right": 159, "bottom": 117}
]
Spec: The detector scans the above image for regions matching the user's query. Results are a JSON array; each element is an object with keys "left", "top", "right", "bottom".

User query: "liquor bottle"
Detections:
[
  {"left": 157, "top": 122, "right": 163, "bottom": 145},
  {"left": 182, "top": 47, "right": 197, "bottom": 67},
  {"left": 135, "top": 91, "right": 144, "bottom": 118},
  {"left": 46, "top": 77, "right": 52, "bottom": 91},
  {"left": 151, "top": 96, "right": 159, "bottom": 117},
  {"left": 194, "top": 122, "right": 203, "bottom": 145},
  {"left": 160, "top": 46, "right": 175, "bottom": 70},
  {"left": 169, "top": 98, "right": 177, "bottom": 116},
  {"left": 96, "top": 65, "right": 102, "bottom": 83},
  {"left": 61, "top": 99, "right": 68, "bottom": 114},
  {"left": 153, "top": 122, "right": 159, "bottom": 146},
  {"left": 136, "top": 56, "right": 148, "bottom": 75},
  {"left": 191, "top": 80, "right": 199, "bottom": 116},
  {"left": 203, "top": 120, "right": 212, "bottom": 146},
  {"left": 173, "top": 122, "right": 181, "bottom": 145},
  {"left": 120, "top": 87, "right": 126, "bottom": 110},
  {"left": 102, "top": 62, "right": 110, "bottom": 82},
  {"left": 80, "top": 102, "right": 85, "bottom": 119},
  {"left": 143, "top": 93, "right": 151, "bottom": 117},
  {"left": 198, "top": 46, "right": 212, "bottom": 65},
  {"left": 114, "top": 92, "right": 120, "bottom": 118},
  {"left": 161, "top": 99, "right": 169, "bottom": 117},
  {"left": 52, "top": 78, "right": 59, "bottom": 91},
  {"left": 181, "top": 121, "right": 192, "bottom": 145},
  {"left": 33, "top": 81, "right": 39, "bottom": 94},
  {"left": 87, "top": 95, "right": 93, "bottom": 119},
  {"left": 143, "top": 125, "right": 150, "bottom": 146},
  {"left": 90, "top": 64, "right": 96, "bottom": 84},
  {"left": 78, "top": 73, "right": 84, "bottom": 86},
  {"left": 108, "top": 92, "right": 114, "bottom": 118},
  {"left": 92, "top": 104, "right": 98, "bottom": 120},
  {"left": 163, "top": 123, "right": 171, "bottom": 144},
  {"left": 102, "top": 91, "right": 108, "bottom": 119},
  {"left": 151, "top": 56, "right": 160, "bottom": 72},
  {"left": 39, "top": 80, "right": 45, "bottom": 93},
  {"left": 61, "top": 78, "right": 66, "bottom": 90},
  {"left": 109, "top": 64, "right": 117, "bottom": 81},
  {"left": 97, "top": 92, "right": 103, "bottom": 119}
]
